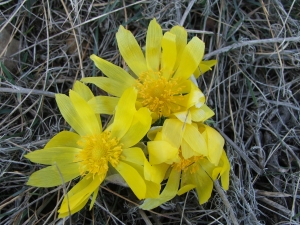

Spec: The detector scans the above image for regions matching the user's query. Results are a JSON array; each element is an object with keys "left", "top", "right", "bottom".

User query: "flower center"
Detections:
[
  {"left": 136, "top": 71, "right": 184, "bottom": 117},
  {"left": 172, "top": 149, "right": 204, "bottom": 174},
  {"left": 75, "top": 131, "right": 123, "bottom": 178}
]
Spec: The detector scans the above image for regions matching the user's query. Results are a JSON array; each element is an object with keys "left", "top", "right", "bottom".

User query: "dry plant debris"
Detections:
[{"left": 0, "top": 0, "right": 300, "bottom": 224}]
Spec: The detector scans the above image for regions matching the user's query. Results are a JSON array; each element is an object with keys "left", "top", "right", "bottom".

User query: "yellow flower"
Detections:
[
  {"left": 25, "top": 84, "right": 157, "bottom": 218},
  {"left": 82, "top": 19, "right": 216, "bottom": 121},
  {"left": 140, "top": 119, "right": 230, "bottom": 210}
]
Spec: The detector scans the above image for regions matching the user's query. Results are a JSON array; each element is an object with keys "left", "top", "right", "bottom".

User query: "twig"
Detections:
[
  {"left": 179, "top": 0, "right": 197, "bottom": 26},
  {"left": 204, "top": 36, "right": 300, "bottom": 60},
  {"left": 0, "top": 87, "right": 55, "bottom": 98},
  {"left": 214, "top": 180, "right": 239, "bottom": 225}
]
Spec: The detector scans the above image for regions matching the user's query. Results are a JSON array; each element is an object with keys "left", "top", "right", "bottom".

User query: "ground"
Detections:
[{"left": 0, "top": 0, "right": 299, "bottom": 224}]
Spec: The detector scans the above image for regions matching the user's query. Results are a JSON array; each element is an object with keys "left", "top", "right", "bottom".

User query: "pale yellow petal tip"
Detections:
[
  {"left": 170, "top": 25, "right": 186, "bottom": 33},
  {"left": 150, "top": 18, "right": 157, "bottom": 24},
  {"left": 90, "top": 54, "right": 98, "bottom": 61},
  {"left": 117, "top": 25, "right": 126, "bottom": 33}
]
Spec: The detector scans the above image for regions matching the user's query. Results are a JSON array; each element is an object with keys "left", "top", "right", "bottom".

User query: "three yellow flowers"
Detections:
[{"left": 25, "top": 19, "right": 230, "bottom": 218}]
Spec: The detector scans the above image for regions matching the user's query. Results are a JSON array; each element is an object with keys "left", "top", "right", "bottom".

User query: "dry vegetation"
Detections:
[{"left": 1, "top": 0, "right": 300, "bottom": 224}]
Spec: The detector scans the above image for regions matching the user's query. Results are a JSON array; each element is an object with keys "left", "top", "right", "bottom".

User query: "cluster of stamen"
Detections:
[
  {"left": 75, "top": 131, "right": 123, "bottom": 178},
  {"left": 136, "top": 71, "right": 183, "bottom": 117},
  {"left": 172, "top": 149, "right": 204, "bottom": 174}
]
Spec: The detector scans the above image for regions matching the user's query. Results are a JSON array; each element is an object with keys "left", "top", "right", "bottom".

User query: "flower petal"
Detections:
[
  {"left": 190, "top": 104, "right": 215, "bottom": 122},
  {"left": 45, "top": 131, "right": 81, "bottom": 148},
  {"left": 56, "top": 92, "right": 100, "bottom": 137},
  {"left": 140, "top": 167, "right": 181, "bottom": 210},
  {"left": 58, "top": 174, "right": 103, "bottom": 217},
  {"left": 177, "top": 184, "right": 196, "bottom": 195},
  {"left": 58, "top": 196, "right": 89, "bottom": 218},
  {"left": 27, "top": 163, "right": 80, "bottom": 187},
  {"left": 147, "top": 126, "right": 162, "bottom": 141},
  {"left": 194, "top": 59, "right": 217, "bottom": 78},
  {"left": 173, "top": 37, "right": 205, "bottom": 80},
  {"left": 116, "top": 26, "right": 147, "bottom": 76},
  {"left": 69, "top": 90, "right": 102, "bottom": 134},
  {"left": 161, "top": 32, "right": 176, "bottom": 79},
  {"left": 144, "top": 162, "right": 169, "bottom": 184},
  {"left": 89, "top": 54, "right": 136, "bottom": 86},
  {"left": 173, "top": 110, "right": 192, "bottom": 124},
  {"left": 72, "top": 81, "right": 94, "bottom": 102},
  {"left": 121, "top": 147, "right": 146, "bottom": 165},
  {"left": 111, "top": 87, "right": 137, "bottom": 139},
  {"left": 193, "top": 159, "right": 215, "bottom": 204},
  {"left": 88, "top": 96, "right": 119, "bottom": 114},
  {"left": 161, "top": 119, "right": 185, "bottom": 149},
  {"left": 25, "top": 147, "right": 81, "bottom": 165},
  {"left": 169, "top": 25, "right": 187, "bottom": 70},
  {"left": 148, "top": 140, "right": 179, "bottom": 165},
  {"left": 120, "top": 107, "right": 151, "bottom": 148},
  {"left": 115, "top": 161, "right": 146, "bottom": 199},
  {"left": 81, "top": 77, "right": 127, "bottom": 97},
  {"left": 145, "top": 180, "right": 161, "bottom": 198},
  {"left": 201, "top": 125, "right": 224, "bottom": 166},
  {"left": 177, "top": 168, "right": 195, "bottom": 195},
  {"left": 181, "top": 123, "right": 207, "bottom": 158},
  {"left": 146, "top": 19, "right": 162, "bottom": 71},
  {"left": 218, "top": 150, "right": 230, "bottom": 190},
  {"left": 89, "top": 186, "right": 100, "bottom": 210}
]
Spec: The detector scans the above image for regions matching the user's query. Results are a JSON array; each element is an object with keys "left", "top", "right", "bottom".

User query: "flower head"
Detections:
[
  {"left": 82, "top": 19, "right": 216, "bottom": 121},
  {"left": 25, "top": 82, "right": 157, "bottom": 217},
  {"left": 140, "top": 118, "right": 230, "bottom": 210}
]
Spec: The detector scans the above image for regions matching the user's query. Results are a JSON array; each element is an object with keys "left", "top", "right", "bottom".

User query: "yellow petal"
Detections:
[
  {"left": 170, "top": 81, "right": 204, "bottom": 109},
  {"left": 201, "top": 125, "right": 224, "bottom": 166},
  {"left": 194, "top": 59, "right": 217, "bottom": 78},
  {"left": 148, "top": 140, "right": 179, "bottom": 165},
  {"left": 25, "top": 147, "right": 81, "bottom": 165},
  {"left": 193, "top": 159, "right": 214, "bottom": 204},
  {"left": 89, "top": 54, "right": 136, "bottom": 86},
  {"left": 173, "top": 37, "right": 205, "bottom": 80},
  {"left": 88, "top": 96, "right": 119, "bottom": 114},
  {"left": 178, "top": 167, "right": 195, "bottom": 195},
  {"left": 177, "top": 184, "right": 196, "bottom": 195},
  {"left": 27, "top": 163, "right": 80, "bottom": 187},
  {"left": 146, "top": 19, "right": 162, "bottom": 71},
  {"left": 147, "top": 126, "right": 162, "bottom": 141},
  {"left": 144, "top": 161, "right": 169, "bottom": 184},
  {"left": 115, "top": 161, "right": 146, "bottom": 199},
  {"left": 140, "top": 167, "right": 180, "bottom": 210},
  {"left": 58, "top": 174, "right": 103, "bottom": 215},
  {"left": 169, "top": 25, "right": 187, "bottom": 70},
  {"left": 181, "top": 123, "right": 207, "bottom": 158},
  {"left": 173, "top": 110, "right": 192, "bottom": 124},
  {"left": 161, "top": 119, "right": 185, "bottom": 149},
  {"left": 45, "top": 131, "right": 81, "bottom": 148},
  {"left": 120, "top": 107, "right": 151, "bottom": 148},
  {"left": 116, "top": 26, "right": 147, "bottom": 76},
  {"left": 72, "top": 81, "right": 94, "bottom": 102},
  {"left": 219, "top": 150, "right": 230, "bottom": 190},
  {"left": 58, "top": 196, "right": 89, "bottom": 218},
  {"left": 56, "top": 92, "right": 100, "bottom": 137},
  {"left": 145, "top": 180, "right": 161, "bottom": 198},
  {"left": 121, "top": 147, "right": 146, "bottom": 165},
  {"left": 161, "top": 32, "right": 176, "bottom": 79},
  {"left": 69, "top": 90, "right": 101, "bottom": 134},
  {"left": 81, "top": 77, "right": 127, "bottom": 97},
  {"left": 190, "top": 104, "right": 215, "bottom": 122},
  {"left": 90, "top": 186, "right": 100, "bottom": 210},
  {"left": 111, "top": 87, "right": 137, "bottom": 139}
]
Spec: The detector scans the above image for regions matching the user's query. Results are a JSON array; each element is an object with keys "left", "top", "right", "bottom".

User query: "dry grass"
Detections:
[{"left": 1, "top": 0, "right": 300, "bottom": 224}]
